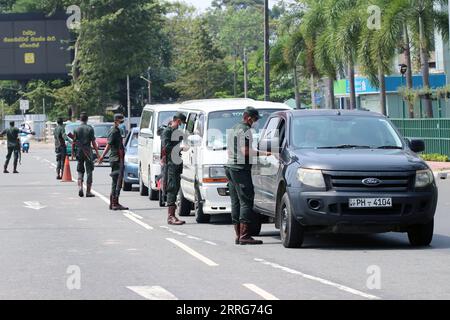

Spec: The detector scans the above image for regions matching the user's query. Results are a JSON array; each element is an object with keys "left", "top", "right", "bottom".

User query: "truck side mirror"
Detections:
[
  {"left": 410, "top": 139, "right": 425, "bottom": 153},
  {"left": 187, "top": 135, "right": 202, "bottom": 147}
]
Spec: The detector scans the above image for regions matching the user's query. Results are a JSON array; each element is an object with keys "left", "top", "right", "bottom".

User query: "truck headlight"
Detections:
[
  {"left": 125, "top": 155, "right": 139, "bottom": 164},
  {"left": 415, "top": 169, "right": 434, "bottom": 188},
  {"left": 203, "top": 165, "right": 228, "bottom": 183},
  {"left": 297, "top": 168, "right": 325, "bottom": 188}
]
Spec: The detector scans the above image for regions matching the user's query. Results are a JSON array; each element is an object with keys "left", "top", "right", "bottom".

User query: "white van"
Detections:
[
  {"left": 138, "top": 104, "right": 182, "bottom": 200},
  {"left": 177, "top": 98, "right": 290, "bottom": 223}
]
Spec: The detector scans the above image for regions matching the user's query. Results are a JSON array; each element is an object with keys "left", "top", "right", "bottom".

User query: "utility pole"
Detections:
[
  {"left": 244, "top": 48, "right": 248, "bottom": 99},
  {"left": 147, "top": 67, "right": 152, "bottom": 105},
  {"left": 127, "top": 75, "right": 131, "bottom": 132},
  {"left": 264, "top": 0, "right": 270, "bottom": 101}
]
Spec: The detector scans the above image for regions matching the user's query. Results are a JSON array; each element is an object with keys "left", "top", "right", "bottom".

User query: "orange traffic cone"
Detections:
[{"left": 61, "top": 155, "right": 73, "bottom": 182}]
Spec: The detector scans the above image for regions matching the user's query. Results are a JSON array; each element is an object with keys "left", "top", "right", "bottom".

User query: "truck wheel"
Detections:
[
  {"left": 408, "top": 219, "right": 434, "bottom": 247},
  {"left": 278, "top": 193, "right": 304, "bottom": 248},
  {"left": 149, "top": 189, "right": 159, "bottom": 201},
  {"left": 123, "top": 182, "right": 132, "bottom": 192},
  {"left": 195, "top": 185, "right": 210, "bottom": 224},
  {"left": 159, "top": 189, "right": 166, "bottom": 207},
  {"left": 178, "top": 190, "right": 192, "bottom": 217},
  {"left": 139, "top": 174, "right": 149, "bottom": 197}
]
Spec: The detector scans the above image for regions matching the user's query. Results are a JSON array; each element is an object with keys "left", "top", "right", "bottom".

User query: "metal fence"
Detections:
[{"left": 391, "top": 118, "right": 450, "bottom": 157}]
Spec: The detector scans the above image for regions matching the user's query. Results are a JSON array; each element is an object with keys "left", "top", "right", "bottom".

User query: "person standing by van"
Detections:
[
  {"left": 225, "top": 107, "right": 270, "bottom": 245},
  {"left": 54, "top": 117, "right": 67, "bottom": 180},
  {"left": 73, "top": 112, "right": 100, "bottom": 198},
  {"left": 161, "top": 113, "right": 187, "bottom": 225}
]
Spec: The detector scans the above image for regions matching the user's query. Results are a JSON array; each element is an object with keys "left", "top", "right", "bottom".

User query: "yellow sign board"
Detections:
[{"left": 24, "top": 52, "right": 35, "bottom": 64}]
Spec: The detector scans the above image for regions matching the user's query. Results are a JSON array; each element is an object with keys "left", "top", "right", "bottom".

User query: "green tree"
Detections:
[{"left": 168, "top": 20, "right": 227, "bottom": 99}]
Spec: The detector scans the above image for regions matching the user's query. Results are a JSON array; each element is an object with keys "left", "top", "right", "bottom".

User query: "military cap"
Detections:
[
  {"left": 174, "top": 112, "right": 187, "bottom": 124},
  {"left": 114, "top": 113, "right": 125, "bottom": 122},
  {"left": 244, "top": 106, "right": 260, "bottom": 120}
]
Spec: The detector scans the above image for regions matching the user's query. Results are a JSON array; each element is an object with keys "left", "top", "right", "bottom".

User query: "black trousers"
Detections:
[
  {"left": 225, "top": 167, "right": 255, "bottom": 225},
  {"left": 5, "top": 146, "right": 19, "bottom": 169}
]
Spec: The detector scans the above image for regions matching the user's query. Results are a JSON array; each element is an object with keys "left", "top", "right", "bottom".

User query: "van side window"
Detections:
[
  {"left": 140, "top": 110, "right": 153, "bottom": 130},
  {"left": 186, "top": 113, "right": 197, "bottom": 134},
  {"left": 195, "top": 114, "right": 205, "bottom": 137},
  {"left": 261, "top": 117, "right": 280, "bottom": 141}
]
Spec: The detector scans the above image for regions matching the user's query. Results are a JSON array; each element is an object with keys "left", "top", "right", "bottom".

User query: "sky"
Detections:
[{"left": 172, "top": 0, "right": 280, "bottom": 12}]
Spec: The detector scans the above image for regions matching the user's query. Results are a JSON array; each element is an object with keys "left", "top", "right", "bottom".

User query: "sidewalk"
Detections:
[{"left": 427, "top": 161, "right": 450, "bottom": 179}]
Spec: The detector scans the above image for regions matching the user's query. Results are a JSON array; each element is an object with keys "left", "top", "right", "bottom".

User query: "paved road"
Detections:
[{"left": 1, "top": 144, "right": 450, "bottom": 300}]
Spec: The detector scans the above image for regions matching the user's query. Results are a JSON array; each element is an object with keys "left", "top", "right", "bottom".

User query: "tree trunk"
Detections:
[
  {"left": 293, "top": 67, "right": 301, "bottom": 109},
  {"left": 328, "top": 76, "right": 336, "bottom": 109},
  {"left": 419, "top": 16, "right": 433, "bottom": 118},
  {"left": 378, "top": 64, "right": 387, "bottom": 116},
  {"left": 348, "top": 62, "right": 357, "bottom": 110},
  {"left": 310, "top": 74, "right": 316, "bottom": 109},
  {"left": 233, "top": 53, "right": 237, "bottom": 97},
  {"left": 403, "top": 23, "right": 414, "bottom": 118}
]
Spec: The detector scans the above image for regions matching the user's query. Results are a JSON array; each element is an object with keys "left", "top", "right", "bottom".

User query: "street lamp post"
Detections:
[
  {"left": 140, "top": 69, "right": 152, "bottom": 105},
  {"left": 264, "top": 0, "right": 270, "bottom": 101},
  {"left": 399, "top": 64, "right": 408, "bottom": 118}
]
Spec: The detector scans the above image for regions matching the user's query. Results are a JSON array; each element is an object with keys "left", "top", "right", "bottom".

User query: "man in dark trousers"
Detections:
[
  {"left": 73, "top": 113, "right": 100, "bottom": 198},
  {"left": 225, "top": 107, "right": 271, "bottom": 245},
  {"left": 1, "top": 121, "right": 31, "bottom": 174},
  {"left": 98, "top": 114, "right": 129, "bottom": 211},
  {"left": 54, "top": 117, "right": 67, "bottom": 180},
  {"left": 161, "top": 112, "right": 187, "bottom": 225}
]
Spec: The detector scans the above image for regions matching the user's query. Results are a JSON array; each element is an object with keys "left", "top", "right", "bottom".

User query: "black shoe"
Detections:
[
  {"left": 3, "top": 170, "right": 8, "bottom": 174},
  {"left": 13, "top": 170, "right": 19, "bottom": 174},
  {"left": 86, "top": 193, "right": 95, "bottom": 198},
  {"left": 79, "top": 189, "right": 84, "bottom": 197}
]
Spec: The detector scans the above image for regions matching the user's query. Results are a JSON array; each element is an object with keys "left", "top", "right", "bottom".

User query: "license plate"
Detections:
[{"left": 349, "top": 198, "right": 392, "bottom": 208}]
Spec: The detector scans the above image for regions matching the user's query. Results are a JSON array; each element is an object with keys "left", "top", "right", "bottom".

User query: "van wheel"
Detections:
[
  {"left": 159, "top": 189, "right": 166, "bottom": 207},
  {"left": 195, "top": 185, "right": 210, "bottom": 224},
  {"left": 123, "top": 182, "right": 132, "bottom": 192},
  {"left": 178, "top": 190, "right": 192, "bottom": 217},
  {"left": 149, "top": 189, "right": 159, "bottom": 201},
  {"left": 278, "top": 193, "right": 304, "bottom": 248},
  {"left": 139, "top": 175, "right": 149, "bottom": 196},
  {"left": 408, "top": 219, "right": 434, "bottom": 247}
]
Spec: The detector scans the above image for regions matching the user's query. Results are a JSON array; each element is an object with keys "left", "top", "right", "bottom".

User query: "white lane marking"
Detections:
[
  {"left": 243, "top": 284, "right": 279, "bottom": 300},
  {"left": 123, "top": 213, "right": 153, "bottom": 230},
  {"left": 127, "top": 286, "right": 178, "bottom": 300},
  {"left": 187, "top": 235, "right": 202, "bottom": 241},
  {"left": 166, "top": 238, "right": 219, "bottom": 267},
  {"left": 129, "top": 212, "right": 143, "bottom": 220},
  {"left": 254, "top": 258, "right": 381, "bottom": 300},
  {"left": 160, "top": 226, "right": 217, "bottom": 246},
  {"left": 23, "top": 201, "right": 47, "bottom": 210}
]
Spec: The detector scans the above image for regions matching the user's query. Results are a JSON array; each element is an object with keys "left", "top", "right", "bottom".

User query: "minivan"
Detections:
[
  {"left": 177, "top": 98, "right": 290, "bottom": 223},
  {"left": 253, "top": 109, "right": 438, "bottom": 248},
  {"left": 138, "top": 104, "right": 181, "bottom": 200}
]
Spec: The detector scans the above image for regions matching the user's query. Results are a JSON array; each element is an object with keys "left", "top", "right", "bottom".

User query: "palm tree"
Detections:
[
  {"left": 359, "top": 0, "right": 398, "bottom": 116},
  {"left": 301, "top": 0, "right": 341, "bottom": 109},
  {"left": 328, "top": 0, "right": 364, "bottom": 110},
  {"left": 271, "top": 33, "right": 304, "bottom": 109}
]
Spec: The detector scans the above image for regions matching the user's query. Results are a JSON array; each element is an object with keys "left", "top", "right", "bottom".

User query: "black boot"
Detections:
[
  {"left": 13, "top": 163, "right": 18, "bottom": 174},
  {"left": 239, "top": 223, "right": 263, "bottom": 245},
  {"left": 3, "top": 165, "right": 8, "bottom": 174},
  {"left": 234, "top": 224, "right": 241, "bottom": 245},
  {"left": 86, "top": 184, "right": 95, "bottom": 198},
  {"left": 78, "top": 180, "right": 84, "bottom": 197},
  {"left": 112, "top": 197, "right": 129, "bottom": 211}
]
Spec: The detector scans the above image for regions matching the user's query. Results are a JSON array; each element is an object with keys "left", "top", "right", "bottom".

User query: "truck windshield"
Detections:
[
  {"left": 207, "top": 109, "right": 280, "bottom": 150},
  {"left": 291, "top": 116, "right": 403, "bottom": 149}
]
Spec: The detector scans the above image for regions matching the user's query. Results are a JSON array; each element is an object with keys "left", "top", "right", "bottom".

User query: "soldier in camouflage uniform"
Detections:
[
  {"left": 98, "top": 114, "right": 129, "bottom": 211},
  {"left": 161, "top": 112, "right": 187, "bottom": 225},
  {"left": 54, "top": 118, "right": 67, "bottom": 180},
  {"left": 73, "top": 113, "right": 100, "bottom": 198},
  {"left": 225, "top": 107, "right": 271, "bottom": 245},
  {"left": 1, "top": 121, "right": 30, "bottom": 174}
]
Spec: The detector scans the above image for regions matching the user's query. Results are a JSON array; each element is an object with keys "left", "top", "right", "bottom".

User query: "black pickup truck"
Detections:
[{"left": 253, "top": 110, "right": 438, "bottom": 248}]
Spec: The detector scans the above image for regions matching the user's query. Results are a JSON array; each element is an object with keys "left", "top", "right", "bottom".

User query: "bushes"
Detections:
[{"left": 420, "top": 154, "right": 449, "bottom": 162}]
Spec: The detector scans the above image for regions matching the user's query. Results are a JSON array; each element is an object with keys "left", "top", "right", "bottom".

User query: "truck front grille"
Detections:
[{"left": 323, "top": 171, "right": 415, "bottom": 192}]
